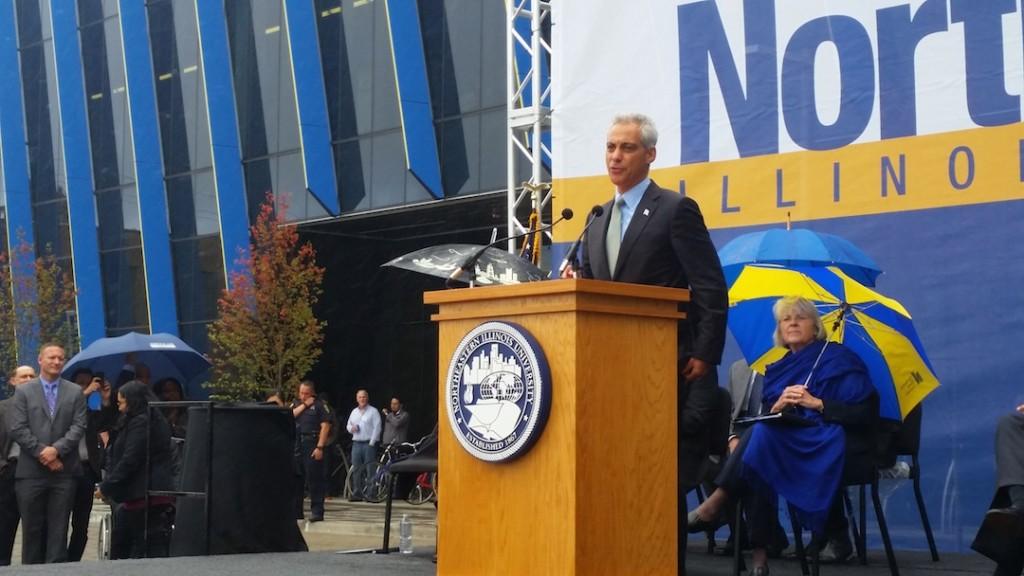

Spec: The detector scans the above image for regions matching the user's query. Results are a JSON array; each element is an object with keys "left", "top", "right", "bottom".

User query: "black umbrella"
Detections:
[{"left": 382, "top": 243, "right": 548, "bottom": 285}]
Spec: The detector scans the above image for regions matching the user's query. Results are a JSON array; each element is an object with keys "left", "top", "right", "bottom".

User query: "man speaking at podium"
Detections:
[{"left": 569, "top": 113, "right": 728, "bottom": 571}]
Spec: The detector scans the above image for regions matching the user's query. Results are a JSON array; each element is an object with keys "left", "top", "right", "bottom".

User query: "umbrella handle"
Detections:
[{"left": 830, "top": 302, "right": 850, "bottom": 333}]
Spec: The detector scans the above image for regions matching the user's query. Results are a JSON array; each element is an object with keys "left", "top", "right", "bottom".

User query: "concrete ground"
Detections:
[
  {"left": 6, "top": 495, "right": 437, "bottom": 565},
  {"left": 1, "top": 496, "right": 1005, "bottom": 575}
]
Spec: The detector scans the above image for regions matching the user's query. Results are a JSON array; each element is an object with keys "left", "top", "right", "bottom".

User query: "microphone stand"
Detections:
[{"left": 557, "top": 205, "right": 605, "bottom": 277}]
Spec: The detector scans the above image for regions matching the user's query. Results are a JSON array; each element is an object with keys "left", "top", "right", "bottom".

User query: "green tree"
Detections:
[
  {"left": 0, "top": 236, "right": 79, "bottom": 374},
  {"left": 0, "top": 251, "right": 16, "bottom": 378},
  {"left": 34, "top": 248, "right": 79, "bottom": 353},
  {"left": 207, "top": 194, "right": 326, "bottom": 401}
]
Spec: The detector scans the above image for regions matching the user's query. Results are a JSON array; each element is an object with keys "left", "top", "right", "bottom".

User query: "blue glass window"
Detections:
[
  {"left": 147, "top": 0, "right": 224, "bottom": 347},
  {"left": 148, "top": 0, "right": 212, "bottom": 176},
  {"left": 171, "top": 235, "right": 224, "bottom": 324},
  {"left": 100, "top": 245, "right": 149, "bottom": 332}
]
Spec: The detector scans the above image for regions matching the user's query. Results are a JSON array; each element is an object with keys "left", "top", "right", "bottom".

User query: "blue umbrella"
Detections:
[
  {"left": 718, "top": 228, "right": 883, "bottom": 286},
  {"left": 728, "top": 265, "right": 939, "bottom": 420},
  {"left": 62, "top": 332, "right": 211, "bottom": 398}
]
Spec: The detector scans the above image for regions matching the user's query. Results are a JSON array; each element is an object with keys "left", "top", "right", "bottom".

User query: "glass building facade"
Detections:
[{"left": 0, "top": 0, "right": 509, "bottom": 357}]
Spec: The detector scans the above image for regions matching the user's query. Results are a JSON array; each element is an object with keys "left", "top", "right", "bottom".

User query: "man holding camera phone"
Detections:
[{"left": 67, "top": 369, "right": 116, "bottom": 561}]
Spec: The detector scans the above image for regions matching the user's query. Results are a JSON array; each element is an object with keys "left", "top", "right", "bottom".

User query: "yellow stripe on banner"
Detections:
[
  {"left": 852, "top": 311, "right": 940, "bottom": 419},
  {"left": 553, "top": 123, "right": 1024, "bottom": 242}
]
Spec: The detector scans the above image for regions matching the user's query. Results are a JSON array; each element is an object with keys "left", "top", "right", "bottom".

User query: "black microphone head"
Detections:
[
  {"left": 561, "top": 208, "right": 574, "bottom": 220},
  {"left": 592, "top": 205, "right": 604, "bottom": 217}
]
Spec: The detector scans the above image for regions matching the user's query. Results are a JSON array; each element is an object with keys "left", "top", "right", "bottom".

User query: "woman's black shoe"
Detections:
[{"left": 686, "top": 509, "right": 725, "bottom": 534}]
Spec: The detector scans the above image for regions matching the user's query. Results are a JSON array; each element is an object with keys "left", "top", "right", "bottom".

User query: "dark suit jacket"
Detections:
[
  {"left": 83, "top": 403, "right": 118, "bottom": 476},
  {"left": 580, "top": 180, "right": 728, "bottom": 365},
  {"left": 580, "top": 180, "right": 728, "bottom": 486},
  {"left": 0, "top": 398, "right": 13, "bottom": 475},
  {"left": 8, "top": 378, "right": 87, "bottom": 479}
]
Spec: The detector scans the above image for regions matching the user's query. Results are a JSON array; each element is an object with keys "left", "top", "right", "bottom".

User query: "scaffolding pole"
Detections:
[{"left": 506, "top": 0, "right": 552, "bottom": 258}]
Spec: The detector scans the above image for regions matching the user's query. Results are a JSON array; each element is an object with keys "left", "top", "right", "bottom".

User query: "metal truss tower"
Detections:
[{"left": 506, "top": 0, "right": 552, "bottom": 256}]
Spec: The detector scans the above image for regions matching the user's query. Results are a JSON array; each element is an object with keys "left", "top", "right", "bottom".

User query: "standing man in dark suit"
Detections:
[
  {"left": 9, "top": 343, "right": 87, "bottom": 564},
  {"left": 0, "top": 365, "right": 36, "bottom": 566},
  {"left": 66, "top": 369, "right": 116, "bottom": 561},
  {"left": 572, "top": 113, "right": 729, "bottom": 572}
]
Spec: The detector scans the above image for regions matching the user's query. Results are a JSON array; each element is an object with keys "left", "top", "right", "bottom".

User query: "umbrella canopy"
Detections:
[
  {"left": 62, "top": 332, "right": 211, "bottom": 397},
  {"left": 718, "top": 228, "right": 883, "bottom": 286},
  {"left": 728, "top": 264, "right": 938, "bottom": 420},
  {"left": 382, "top": 243, "right": 547, "bottom": 285}
]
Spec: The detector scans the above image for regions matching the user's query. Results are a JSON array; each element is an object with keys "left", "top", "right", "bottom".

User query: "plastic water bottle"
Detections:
[{"left": 399, "top": 514, "right": 413, "bottom": 554}]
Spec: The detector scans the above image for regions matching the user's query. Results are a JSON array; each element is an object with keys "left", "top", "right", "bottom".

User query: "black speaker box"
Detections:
[{"left": 170, "top": 404, "right": 307, "bottom": 556}]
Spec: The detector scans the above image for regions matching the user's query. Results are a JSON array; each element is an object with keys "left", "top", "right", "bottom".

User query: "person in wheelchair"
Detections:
[
  {"left": 97, "top": 381, "right": 176, "bottom": 559},
  {"left": 687, "top": 296, "right": 876, "bottom": 576}
]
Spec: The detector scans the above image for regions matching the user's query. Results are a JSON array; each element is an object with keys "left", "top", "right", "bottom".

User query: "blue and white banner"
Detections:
[{"left": 552, "top": 0, "right": 1024, "bottom": 552}]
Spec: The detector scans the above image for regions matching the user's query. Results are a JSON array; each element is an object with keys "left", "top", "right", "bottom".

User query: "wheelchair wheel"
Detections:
[{"left": 98, "top": 512, "right": 112, "bottom": 560}]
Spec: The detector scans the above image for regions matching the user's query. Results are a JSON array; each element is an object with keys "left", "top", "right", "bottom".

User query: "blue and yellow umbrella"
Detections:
[{"left": 728, "top": 264, "right": 939, "bottom": 421}]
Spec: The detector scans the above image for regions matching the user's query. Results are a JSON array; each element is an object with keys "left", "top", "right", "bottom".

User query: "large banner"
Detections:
[
  {"left": 552, "top": 0, "right": 1024, "bottom": 552},
  {"left": 553, "top": 0, "right": 1024, "bottom": 234}
]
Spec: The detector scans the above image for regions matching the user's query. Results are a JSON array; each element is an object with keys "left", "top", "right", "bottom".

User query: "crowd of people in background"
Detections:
[
  {"left": 286, "top": 381, "right": 414, "bottom": 518},
  {"left": 0, "top": 343, "right": 180, "bottom": 565},
  {"left": 0, "top": 342, "right": 423, "bottom": 566}
]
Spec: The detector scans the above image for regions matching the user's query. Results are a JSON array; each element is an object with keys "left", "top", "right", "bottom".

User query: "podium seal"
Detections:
[{"left": 445, "top": 321, "right": 551, "bottom": 462}]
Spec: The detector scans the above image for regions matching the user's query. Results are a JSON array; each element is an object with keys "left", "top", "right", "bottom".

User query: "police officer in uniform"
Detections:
[{"left": 291, "top": 380, "right": 332, "bottom": 522}]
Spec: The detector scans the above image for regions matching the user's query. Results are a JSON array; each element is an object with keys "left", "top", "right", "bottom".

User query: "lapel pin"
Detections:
[{"left": 643, "top": 208, "right": 650, "bottom": 216}]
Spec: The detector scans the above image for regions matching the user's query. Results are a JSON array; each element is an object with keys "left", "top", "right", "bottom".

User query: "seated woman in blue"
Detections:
[{"left": 687, "top": 296, "right": 876, "bottom": 576}]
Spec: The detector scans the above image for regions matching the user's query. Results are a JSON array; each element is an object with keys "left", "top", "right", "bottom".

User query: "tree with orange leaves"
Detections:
[{"left": 206, "top": 194, "right": 326, "bottom": 401}]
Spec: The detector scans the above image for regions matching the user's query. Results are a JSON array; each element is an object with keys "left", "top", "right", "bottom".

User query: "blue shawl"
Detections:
[{"left": 741, "top": 340, "right": 874, "bottom": 532}]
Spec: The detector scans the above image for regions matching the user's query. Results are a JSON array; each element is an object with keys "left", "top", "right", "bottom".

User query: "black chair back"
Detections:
[
  {"left": 895, "top": 404, "right": 923, "bottom": 456},
  {"left": 842, "top": 392, "right": 880, "bottom": 487},
  {"left": 708, "top": 386, "right": 733, "bottom": 459}
]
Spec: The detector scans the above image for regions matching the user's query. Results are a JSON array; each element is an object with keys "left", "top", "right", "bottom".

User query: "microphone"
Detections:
[
  {"left": 448, "top": 208, "right": 574, "bottom": 286},
  {"left": 557, "top": 205, "right": 604, "bottom": 276}
]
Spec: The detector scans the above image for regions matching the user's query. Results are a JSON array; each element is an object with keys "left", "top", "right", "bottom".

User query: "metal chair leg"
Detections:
[
  {"left": 859, "top": 484, "right": 868, "bottom": 565},
  {"left": 871, "top": 480, "right": 900, "bottom": 576},
  {"left": 912, "top": 459, "right": 940, "bottom": 561},
  {"left": 843, "top": 488, "right": 865, "bottom": 563},
  {"left": 788, "top": 503, "right": 810, "bottom": 576},
  {"left": 733, "top": 502, "right": 745, "bottom": 576}
]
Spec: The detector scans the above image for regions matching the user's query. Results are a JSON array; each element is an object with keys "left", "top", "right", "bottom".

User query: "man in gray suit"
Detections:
[
  {"left": 9, "top": 343, "right": 87, "bottom": 564},
  {"left": 0, "top": 365, "right": 36, "bottom": 565}
]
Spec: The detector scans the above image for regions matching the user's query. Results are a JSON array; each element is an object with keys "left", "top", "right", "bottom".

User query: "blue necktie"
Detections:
[{"left": 45, "top": 383, "right": 57, "bottom": 417}]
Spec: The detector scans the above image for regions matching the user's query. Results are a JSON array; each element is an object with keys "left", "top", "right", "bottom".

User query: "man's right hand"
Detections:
[
  {"left": 46, "top": 458, "right": 63, "bottom": 472},
  {"left": 83, "top": 378, "right": 102, "bottom": 395},
  {"left": 560, "top": 266, "right": 577, "bottom": 279},
  {"left": 38, "top": 446, "right": 58, "bottom": 465}
]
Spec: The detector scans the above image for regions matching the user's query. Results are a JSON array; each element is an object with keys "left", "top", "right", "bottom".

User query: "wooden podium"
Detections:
[{"left": 424, "top": 278, "right": 689, "bottom": 575}]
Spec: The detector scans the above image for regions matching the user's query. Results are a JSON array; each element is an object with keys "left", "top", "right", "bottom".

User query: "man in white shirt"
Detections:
[{"left": 346, "top": 389, "right": 381, "bottom": 502}]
